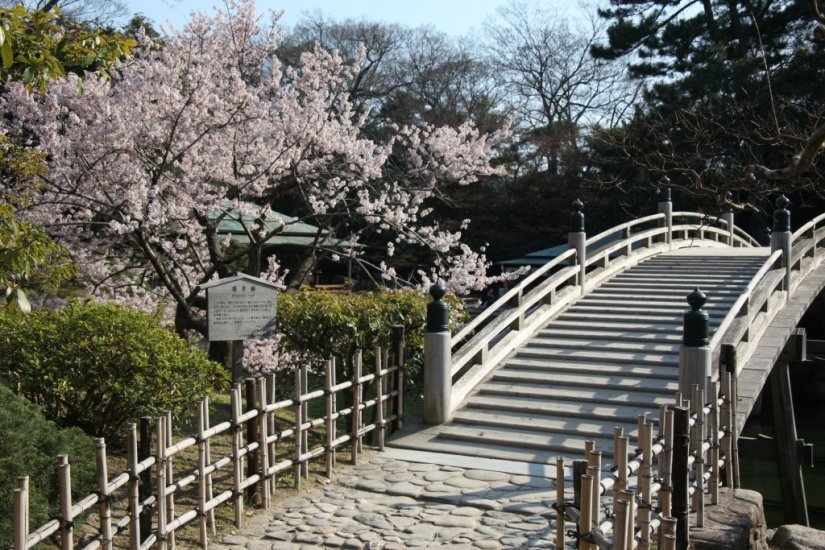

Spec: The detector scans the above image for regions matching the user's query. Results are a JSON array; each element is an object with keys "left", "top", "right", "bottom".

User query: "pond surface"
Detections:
[{"left": 740, "top": 399, "right": 825, "bottom": 528}]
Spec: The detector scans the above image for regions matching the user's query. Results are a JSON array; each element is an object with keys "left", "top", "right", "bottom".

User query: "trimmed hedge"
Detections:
[
  {"left": 277, "top": 289, "right": 466, "bottom": 384},
  {"left": 0, "top": 384, "right": 96, "bottom": 548},
  {"left": 0, "top": 302, "right": 228, "bottom": 440}
]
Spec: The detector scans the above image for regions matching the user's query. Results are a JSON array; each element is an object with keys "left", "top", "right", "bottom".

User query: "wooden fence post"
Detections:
[
  {"left": 325, "top": 359, "right": 335, "bottom": 479},
  {"left": 127, "top": 423, "right": 141, "bottom": 550},
  {"left": 58, "top": 455, "right": 73, "bottom": 550},
  {"left": 672, "top": 406, "right": 690, "bottom": 550},
  {"left": 294, "top": 367, "right": 303, "bottom": 490},
  {"left": 579, "top": 474, "right": 595, "bottom": 550},
  {"left": 375, "top": 348, "right": 385, "bottom": 450},
  {"left": 352, "top": 350, "right": 363, "bottom": 463},
  {"left": 722, "top": 343, "right": 741, "bottom": 488},
  {"left": 266, "top": 374, "right": 277, "bottom": 497},
  {"left": 556, "top": 457, "right": 565, "bottom": 549},
  {"left": 230, "top": 386, "right": 244, "bottom": 528},
  {"left": 204, "top": 396, "right": 216, "bottom": 533},
  {"left": 138, "top": 416, "right": 152, "bottom": 543},
  {"left": 197, "top": 399, "right": 209, "bottom": 549},
  {"left": 587, "top": 451, "right": 601, "bottom": 529},
  {"left": 257, "top": 377, "right": 271, "bottom": 508},
  {"left": 301, "top": 364, "right": 309, "bottom": 477},
  {"left": 156, "top": 416, "right": 168, "bottom": 550},
  {"left": 391, "top": 325, "right": 405, "bottom": 431},
  {"left": 164, "top": 411, "right": 176, "bottom": 550},
  {"left": 639, "top": 418, "right": 653, "bottom": 550},
  {"left": 14, "top": 477, "right": 29, "bottom": 550},
  {"left": 244, "top": 378, "right": 258, "bottom": 501},
  {"left": 95, "top": 439, "right": 113, "bottom": 550},
  {"left": 693, "top": 386, "right": 705, "bottom": 527}
]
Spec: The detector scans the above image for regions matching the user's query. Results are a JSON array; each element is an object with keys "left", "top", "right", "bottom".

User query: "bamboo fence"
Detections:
[
  {"left": 11, "top": 336, "right": 405, "bottom": 550},
  {"left": 557, "top": 371, "right": 740, "bottom": 550}
]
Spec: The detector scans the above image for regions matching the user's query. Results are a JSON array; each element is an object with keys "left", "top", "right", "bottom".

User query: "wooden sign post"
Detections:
[{"left": 199, "top": 274, "right": 283, "bottom": 382}]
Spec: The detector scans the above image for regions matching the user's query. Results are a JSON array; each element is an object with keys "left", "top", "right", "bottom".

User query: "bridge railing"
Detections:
[
  {"left": 429, "top": 199, "right": 758, "bottom": 420},
  {"left": 709, "top": 200, "right": 825, "bottom": 380},
  {"left": 710, "top": 249, "right": 785, "bottom": 375}
]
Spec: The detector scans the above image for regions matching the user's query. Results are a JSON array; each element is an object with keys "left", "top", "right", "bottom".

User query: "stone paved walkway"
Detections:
[{"left": 214, "top": 454, "right": 574, "bottom": 549}]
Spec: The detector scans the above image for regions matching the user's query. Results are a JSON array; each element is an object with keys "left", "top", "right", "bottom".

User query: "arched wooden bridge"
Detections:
[{"left": 390, "top": 199, "right": 825, "bottom": 475}]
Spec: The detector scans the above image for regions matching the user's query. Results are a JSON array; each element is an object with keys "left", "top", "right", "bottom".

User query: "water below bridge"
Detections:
[{"left": 741, "top": 391, "right": 825, "bottom": 528}]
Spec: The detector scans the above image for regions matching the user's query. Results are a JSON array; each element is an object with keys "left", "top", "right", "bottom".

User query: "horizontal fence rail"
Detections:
[{"left": 12, "top": 338, "right": 405, "bottom": 550}]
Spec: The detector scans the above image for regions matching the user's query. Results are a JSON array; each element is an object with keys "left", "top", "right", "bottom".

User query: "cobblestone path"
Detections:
[{"left": 214, "top": 454, "right": 572, "bottom": 549}]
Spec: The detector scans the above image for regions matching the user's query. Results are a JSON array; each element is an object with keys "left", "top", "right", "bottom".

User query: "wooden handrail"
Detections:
[
  {"left": 451, "top": 248, "right": 576, "bottom": 348},
  {"left": 448, "top": 211, "right": 758, "bottom": 414},
  {"left": 710, "top": 250, "right": 783, "bottom": 352}
]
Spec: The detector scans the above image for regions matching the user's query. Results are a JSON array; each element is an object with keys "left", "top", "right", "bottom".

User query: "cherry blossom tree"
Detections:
[{"left": 2, "top": 0, "right": 509, "bottom": 337}]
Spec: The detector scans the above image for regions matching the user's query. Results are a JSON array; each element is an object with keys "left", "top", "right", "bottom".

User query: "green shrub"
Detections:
[
  {"left": 0, "top": 384, "right": 96, "bottom": 548},
  {"left": 0, "top": 302, "right": 228, "bottom": 440},
  {"left": 277, "top": 289, "right": 466, "bottom": 385}
]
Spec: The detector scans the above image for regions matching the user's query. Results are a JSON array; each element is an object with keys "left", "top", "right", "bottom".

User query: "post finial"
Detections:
[
  {"left": 658, "top": 186, "right": 671, "bottom": 203},
  {"left": 427, "top": 282, "right": 449, "bottom": 333},
  {"left": 683, "top": 288, "right": 709, "bottom": 346},
  {"left": 570, "top": 199, "right": 585, "bottom": 233},
  {"left": 773, "top": 195, "right": 791, "bottom": 232}
]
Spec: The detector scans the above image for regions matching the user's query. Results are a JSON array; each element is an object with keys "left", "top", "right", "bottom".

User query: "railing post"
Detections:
[
  {"left": 679, "top": 289, "right": 711, "bottom": 397},
  {"left": 569, "top": 199, "right": 586, "bottom": 295},
  {"left": 723, "top": 211, "right": 735, "bottom": 246},
  {"left": 424, "top": 282, "right": 452, "bottom": 424},
  {"left": 771, "top": 195, "right": 792, "bottom": 290},
  {"left": 658, "top": 186, "right": 673, "bottom": 245}
]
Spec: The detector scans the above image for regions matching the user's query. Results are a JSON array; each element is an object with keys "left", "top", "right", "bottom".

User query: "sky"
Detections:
[{"left": 122, "top": 0, "right": 514, "bottom": 37}]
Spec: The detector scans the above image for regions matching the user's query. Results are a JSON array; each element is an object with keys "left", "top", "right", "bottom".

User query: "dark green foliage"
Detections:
[
  {"left": 0, "top": 384, "right": 96, "bottom": 548},
  {"left": 590, "top": 0, "right": 825, "bottom": 201},
  {"left": 0, "top": 302, "right": 229, "bottom": 440},
  {"left": 278, "top": 289, "right": 465, "bottom": 385}
]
